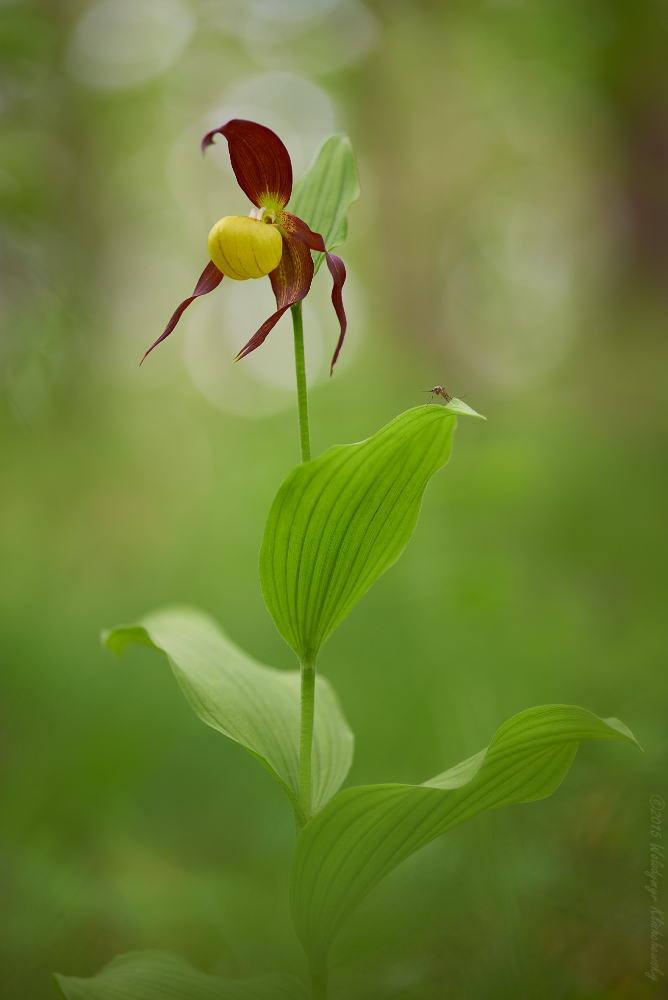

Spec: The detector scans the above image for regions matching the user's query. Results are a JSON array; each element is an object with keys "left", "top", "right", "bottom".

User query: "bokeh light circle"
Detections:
[{"left": 67, "top": 0, "right": 195, "bottom": 89}]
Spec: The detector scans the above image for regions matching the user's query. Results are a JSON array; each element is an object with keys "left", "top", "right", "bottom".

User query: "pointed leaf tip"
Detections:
[
  {"left": 102, "top": 625, "right": 157, "bottom": 657},
  {"left": 442, "top": 397, "right": 486, "bottom": 419},
  {"left": 601, "top": 715, "right": 642, "bottom": 749}
]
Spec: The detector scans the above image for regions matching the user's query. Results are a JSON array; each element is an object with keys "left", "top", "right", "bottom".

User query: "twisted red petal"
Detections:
[
  {"left": 202, "top": 119, "right": 292, "bottom": 209},
  {"left": 282, "top": 212, "right": 347, "bottom": 375},
  {"left": 234, "top": 232, "right": 314, "bottom": 362},
  {"left": 140, "top": 261, "right": 223, "bottom": 365},
  {"left": 323, "top": 253, "right": 347, "bottom": 374}
]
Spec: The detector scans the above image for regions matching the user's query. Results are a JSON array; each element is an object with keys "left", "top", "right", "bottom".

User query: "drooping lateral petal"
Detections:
[
  {"left": 271, "top": 232, "right": 314, "bottom": 310},
  {"left": 140, "top": 261, "right": 223, "bottom": 364},
  {"left": 323, "top": 253, "right": 347, "bottom": 373},
  {"left": 283, "top": 212, "right": 347, "bottom": 374},
  {"left": 235, "top": 233, "right": 313, "bottom": 362},
  {"left": 202, "top": 120, "right": 292, "bottom": 210}
]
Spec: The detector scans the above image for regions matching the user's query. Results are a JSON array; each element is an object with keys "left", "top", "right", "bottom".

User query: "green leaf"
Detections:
[
  {"left": 53, "top": 950, "right": 308, "bottom": 1000},
  {"left": 289, "top": 134, "right": 360, "bottom": 273},
  {"left": 103, "top": 608, "right": 353, "bottom": 821},
  {"left": 290, "top": 705, "right": 639, "bottom": 968},
  {"left": 260, "top": 404, "right": 482, "bottom": 664},
  {"left": 437, "top": 396, "right": 486, "bottom": 420}
]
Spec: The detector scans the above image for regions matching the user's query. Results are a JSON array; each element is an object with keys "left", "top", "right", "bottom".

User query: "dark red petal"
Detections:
[
  {"left": 234, "top": 233, "right": 313, "bottom": 362},
  {"left": 282, "top": 212, "right": 347, "bottom": 375},
  {"left": 270, "top": 231, "right": 314, "bottom": 310},
  {"left": 202, "top": 119, "right": 292, "bottom": 209},
  {"left": 324, "top": 252, "right": 347, "bottom": 375},
  {"left": 140, "top": 261, "right": 223, "bottom": 365}
]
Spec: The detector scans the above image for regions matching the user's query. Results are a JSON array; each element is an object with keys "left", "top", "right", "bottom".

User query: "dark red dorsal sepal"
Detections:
[{"left": 202, "top": 119, "right": 293, "bottom": 210}]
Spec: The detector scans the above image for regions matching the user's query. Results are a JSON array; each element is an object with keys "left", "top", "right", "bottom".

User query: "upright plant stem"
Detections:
[
  {"left": 310, "top": 965, "right": 328, "bottom": 1000},
  {"left": 299, "top": 660, "right": 316, "bottom": 823},
  {"left": 292, "top": 301, "right": 317, "bottom": 828},
  {"left": 292, "top": 301, "right": 311, "bottom": 463},
  {"left": 292, "top": 305, "right": 325, "bottom": 994}
]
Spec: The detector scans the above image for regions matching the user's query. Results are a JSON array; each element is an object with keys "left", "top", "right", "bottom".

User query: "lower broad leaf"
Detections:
[
  {"left": 103, "top": 607, "right": 353, "bottom": 823},
  {"left": 53, "top": 950, "right": 308, "bottom": 1000},
  {"left": 290, "top": 705, "right": 639, "bottom": 970}
]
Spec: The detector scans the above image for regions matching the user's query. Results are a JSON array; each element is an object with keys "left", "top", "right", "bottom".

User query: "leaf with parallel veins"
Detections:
[
  {"left": 289, "top": 135, "right": 360, "bottom": 274},
  {"left": 260, "top": 404, "right": 483, "bottom": 664},
  {"left": 103, "top": 608, "right": 353, "bottom": 823},
  {"left": 289, "top": 705, "right": 639, "bottom": 971}
]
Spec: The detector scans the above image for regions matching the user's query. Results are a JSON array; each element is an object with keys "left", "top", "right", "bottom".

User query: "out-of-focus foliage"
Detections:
[
  {"left": 54, "top": 949, "right": 308, "bottom": 1000},
  {"left": 0, "top": 1, "right": 666, "bottom": 998},
  {"left": 104, "top": 607, "right": 353, "bottom": 820},
  {"left": 291, "top": 706, "right": 639, "bottom": 971}
]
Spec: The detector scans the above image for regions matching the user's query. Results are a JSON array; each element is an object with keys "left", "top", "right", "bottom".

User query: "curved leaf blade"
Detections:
[
  {"left": 261, "top": 405, "right": 475, "bottom": 662},
  {"left": 289, "top": 134, "right": 360, "bottom": 274},
  {"left": 290, "top": 705, "right": 639, "bottom": 967},
  {"left": 53, "top": 950, "right": 308, "bottom": 1000},
  {"left": 103, "top": 608, "right": 353, "bottom": 818}
]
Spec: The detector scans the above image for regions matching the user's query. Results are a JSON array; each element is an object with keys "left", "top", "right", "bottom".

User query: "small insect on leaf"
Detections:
[{"left": 423, "top": 385, "right": 453, "bottom": 403}]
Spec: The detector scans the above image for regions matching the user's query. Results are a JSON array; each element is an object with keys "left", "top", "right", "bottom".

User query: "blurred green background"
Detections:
[{"left": 1, "top": 0, "right": 666, "bottom": 997}]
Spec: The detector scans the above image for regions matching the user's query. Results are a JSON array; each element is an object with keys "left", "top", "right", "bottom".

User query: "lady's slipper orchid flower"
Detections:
[{"left": 142, "top": 120, "right": 347, "bottom": 374}]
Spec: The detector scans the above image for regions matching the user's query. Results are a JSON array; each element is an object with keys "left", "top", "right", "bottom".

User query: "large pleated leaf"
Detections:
[
  {"left": 53, "top": 950, "right": 308, "bottom": 1000},
  {"left": 289, "top": 134, "right": 360, "bottom": 273},
  {"left": 103, "top": 608, "right": 353, "bottom": 822},
  {"left": 260, "top": 403, "right": 483, "bottom": 663},
  {"left": 290, "top": 705, "right": 639, "bottom": 969}
]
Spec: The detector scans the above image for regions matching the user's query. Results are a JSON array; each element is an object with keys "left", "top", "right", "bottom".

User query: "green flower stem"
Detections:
[
  {"left": 291, "top": 301, "right": 311, "bottom": 463},
  {"left": 310, "top": 964, "right": 327, "bottom": 1000},
  {"left": 299, "top": 659, "right": 316, "bottom": 824},
  {"left": 292, "top": 301, "right": 317, "bottom": 834}
]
